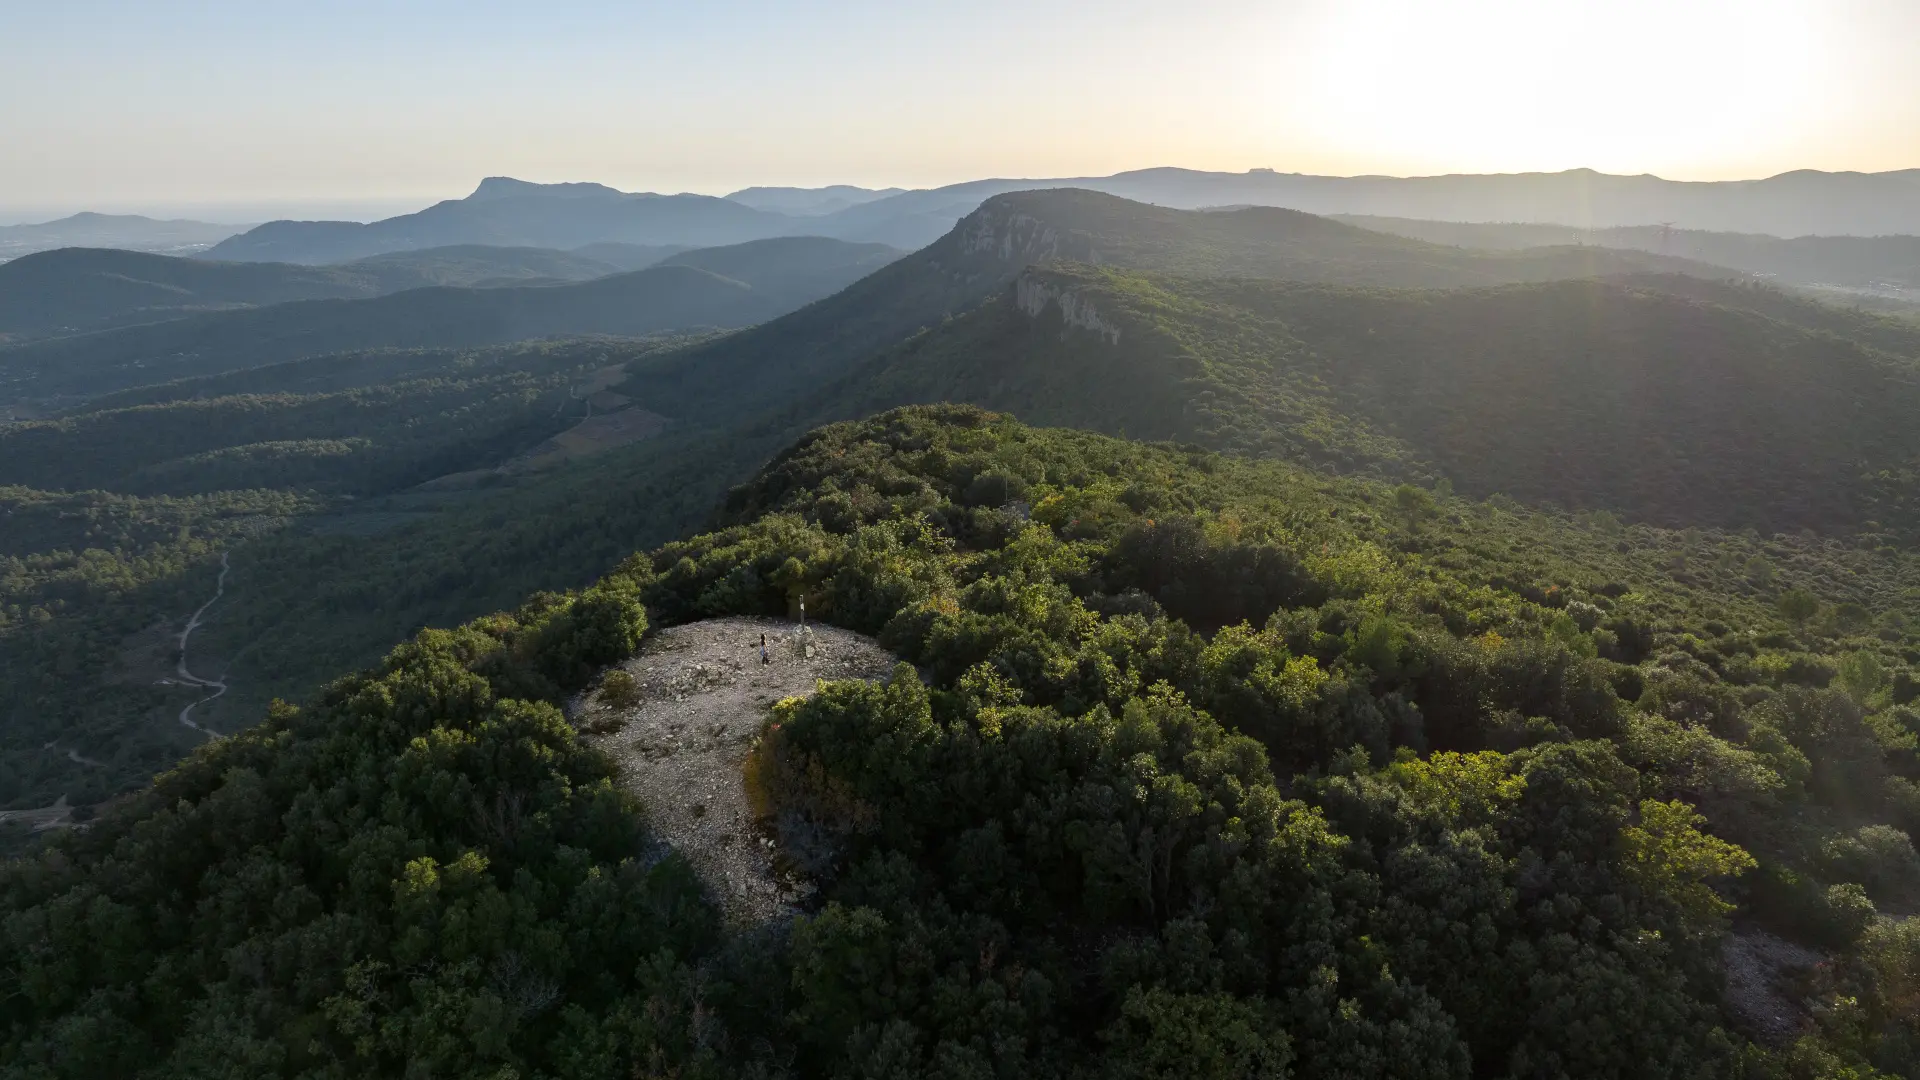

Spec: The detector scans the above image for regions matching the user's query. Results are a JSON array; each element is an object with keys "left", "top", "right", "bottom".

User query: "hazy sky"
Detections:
[{"left": 3, "top": 0, "right": 1917, "bottom": 220}]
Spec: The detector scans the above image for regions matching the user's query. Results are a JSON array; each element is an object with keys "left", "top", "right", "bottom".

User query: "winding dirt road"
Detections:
[{"left": 175, "top": 551, "right": 231, "bottom": 737}]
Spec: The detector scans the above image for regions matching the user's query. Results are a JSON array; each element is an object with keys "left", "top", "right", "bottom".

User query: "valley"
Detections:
[{"left": 172, "top": 550, "right": 230, "bottom": 737}]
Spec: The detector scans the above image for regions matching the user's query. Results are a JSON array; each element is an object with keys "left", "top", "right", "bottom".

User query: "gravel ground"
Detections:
[
  {"left": 1722, "top": 929, "right": 1824, "bottom": 1045},
  {"left": 568, "top": 617, "right": 896, "bottom": 923}
]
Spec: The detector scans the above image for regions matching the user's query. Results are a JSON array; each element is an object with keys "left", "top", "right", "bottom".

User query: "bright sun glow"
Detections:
[{"left": 1294, "top": 0, "right": 1834, "bottom": 177}]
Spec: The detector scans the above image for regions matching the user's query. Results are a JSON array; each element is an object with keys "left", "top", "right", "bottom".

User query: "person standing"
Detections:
[{"left": 760, "top": 632, "right": 769, "bottom": 665}]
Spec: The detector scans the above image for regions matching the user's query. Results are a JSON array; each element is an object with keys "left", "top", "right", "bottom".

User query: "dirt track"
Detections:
[
  {"left": 568, "top": 617, "right": 895, "bottom": 923},
  {"left": 174, "top": 551, "right": 231, "bottom": 737}
]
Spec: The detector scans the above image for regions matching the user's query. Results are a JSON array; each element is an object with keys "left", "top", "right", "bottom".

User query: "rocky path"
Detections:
[
  {"left": 175, "top": 551, "right": 231, "bottom": 737},
  {"left": 569, "top": 617, "right": 895, "bottom": 923}
]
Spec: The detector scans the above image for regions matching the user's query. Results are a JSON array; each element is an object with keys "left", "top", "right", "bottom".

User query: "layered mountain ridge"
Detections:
[{"left": 201, "top": 166, "right": 1920, "bottom": 265}]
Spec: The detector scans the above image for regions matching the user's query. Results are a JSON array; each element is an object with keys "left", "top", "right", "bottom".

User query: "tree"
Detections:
[
  {"left": 1620, "top": 799, "right": 1757, "bottom": 928},
  {"left": 1833, "top": 601, "right": 1873, "bottom": 635},
  {"left": 1777, "top": 587, "right": 1821, "bottom": 626},
  {"left": 1836, "top": 651, "right": 1888, "bottom": 706},
  {"left": 1393, "top": 483, "right": 1435, "bottom": 531}
]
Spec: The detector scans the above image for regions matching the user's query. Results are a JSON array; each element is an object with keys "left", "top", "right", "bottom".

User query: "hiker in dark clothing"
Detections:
[{"left": 760, "top": 633, "right": 769, "bottom": 665}]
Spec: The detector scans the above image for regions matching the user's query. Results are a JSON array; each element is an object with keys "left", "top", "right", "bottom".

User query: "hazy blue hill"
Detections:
[
  {"left": 0, "top": 244, "right": 641, "bottom": 342},
  {"left": 332, "top": 244, "right": 624, "bottom": 286},
  {"left": 799, "top": 166, "right": 1920, "bottom": 250},
  {"left": 0, "top": 247, "right": 387, "bottom": 339},
  {"left": 0, "top": 212, "right": 245, "bottom": 261},
  {"left": 620, "top": 188, "right": 1736, "bottom": 428},
  {"left": 0, "top": 266, "right": 768, "bottom": 401},
  {"left": 818, "top": 262, "right": 1920, "bottom": 535},
  {"left": 655, "top": 235, "right": 903, "bottom": 307},
  {"left": 1335, "top": 213, "right": 1920, "bottom": 307},
  {"left": 805, "top": 180, "right": 1029, "bottom": 247},
  {"left": 567, "top": 241, "right": 691, "bottom": 271},
  {"left": 205, "top": 176, "right": 794, "bottom": 263},
  {"left": 1089, "top": 165, "right": 1920, "bottom": 235},
  {"left": 197, "top": 219, "right": 370, "bottom": 263},
  {"left": 723, "top": 183, "right": 905, "bottom": 215},
  {"left": 0, "top": 236, "right": 902, "bottom": 402}
]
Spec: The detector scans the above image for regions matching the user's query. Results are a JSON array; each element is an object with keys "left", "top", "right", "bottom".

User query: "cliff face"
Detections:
[
  {"left": 1014, "top": 270, "right": 1123, "bottom": 343},
  {"left": 944, "top": 193, "right": 1125, "bottom": 343},
  {"left": 954, "top": 197, "right": 1104, "bottom": 268}
]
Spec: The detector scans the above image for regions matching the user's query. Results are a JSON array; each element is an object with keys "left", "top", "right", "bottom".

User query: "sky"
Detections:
[{"left": 2, "top": 0, "right": 1917, "bottom": 222}]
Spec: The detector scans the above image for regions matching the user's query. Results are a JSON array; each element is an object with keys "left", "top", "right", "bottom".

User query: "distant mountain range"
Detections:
[
  {"left": 197, "top": 167, "right": 1920, "bottom": 265},
  {"left": 616, "top": 188, "right": 1739, "bottom": 431},
  {"left": 0, "top": 213, "right": 248, "bottom": 261},
  {"left": 0, "top": 236, "right": 901, "bottom": 401},
  {"left": 1333, "top": 214, "right": 1920, "bottom": 307},
  {"left": 0, "top": 245, "right": 647, "bottom": 340},
  {"left": 17, "top": 167, "right": 1920, "bottom": 272},
  {"left": 723, "top": 184, "right": 906, "bottom": 216},
  {"left": 205, "top": 178, "right": 791, "bottom": 263},
  {"left": 0, "top": 238, "right": 896, "bottom": 343}
]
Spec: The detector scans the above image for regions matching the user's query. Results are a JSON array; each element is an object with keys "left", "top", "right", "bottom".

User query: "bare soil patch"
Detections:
[
  {"left": 1722, "top": 929, "right": 1824, "bottom": 1045},
  {"left": 568, "top": 617, "right": 896, "bottom": 923}
]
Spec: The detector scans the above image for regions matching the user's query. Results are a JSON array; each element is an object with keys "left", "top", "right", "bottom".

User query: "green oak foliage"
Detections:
[{"left": 11, "top": 407, "right": 1919, "bottom": 1076}]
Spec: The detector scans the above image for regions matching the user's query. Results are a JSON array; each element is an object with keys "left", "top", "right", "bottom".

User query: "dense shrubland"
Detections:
[{"left": 9, "top": 407, "right": 1920, "bottom": 1077}]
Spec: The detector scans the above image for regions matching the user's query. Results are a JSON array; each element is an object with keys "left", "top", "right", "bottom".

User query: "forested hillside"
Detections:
[
  {"left": 327, "top": 244, "right": 631, "bottom": 288},
  {"left": 0, "top": 248, "right": 384, "bottom": 340},
  {"left": 656, "top": 236, "right": 903, "bottom": 307},
  {"left": 4, "top": 189, "right": 1903, "bottom": 815},
  {"left": 0, "top": 338, "right": 703, "bottom": 806},
  {"left": 1, "top": 263, "right": 808, "bottom": 404},
  {"left": 0, "top": 244, "right": 643, "bottom": 342},
  {"left": 814, "top": 264, "right": 1920, "bottom": 536},
  {"left": 8, "top": 406, "right": 1920, "bottom": 1077},
  {"left": 617, "top": 189, "right": 1736, "bottom": 429}
]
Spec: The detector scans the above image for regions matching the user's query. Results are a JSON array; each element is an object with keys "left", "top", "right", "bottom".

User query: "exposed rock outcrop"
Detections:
[
  {"left": 1015, "top": 271, "right": 1123, "bottom": 343},
  {"left": 568, "top": 617, "right": 895, "bottom": 924}
]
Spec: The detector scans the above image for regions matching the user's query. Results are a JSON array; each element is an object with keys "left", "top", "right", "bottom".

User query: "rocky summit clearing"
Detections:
[{"left": 566, "top": 616, "right": 895, "bottom": 923}]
